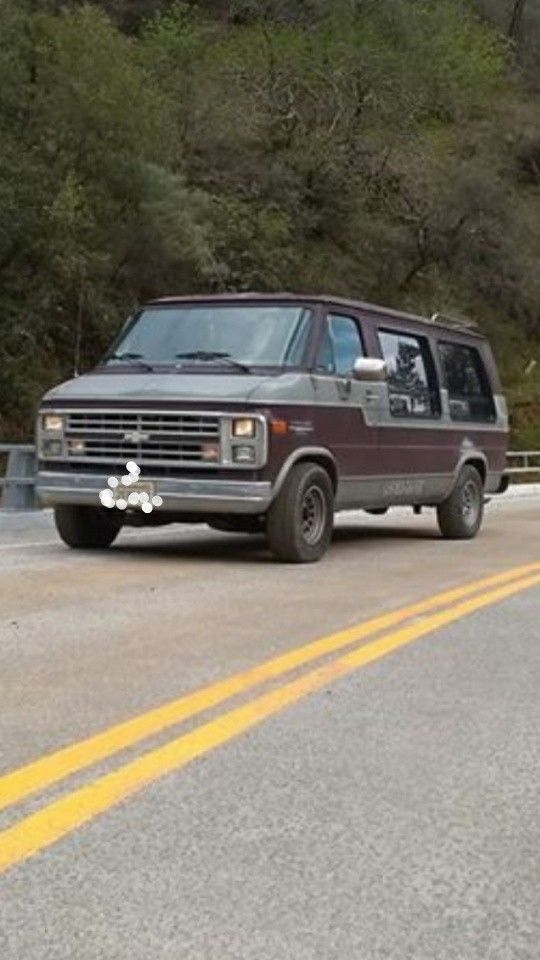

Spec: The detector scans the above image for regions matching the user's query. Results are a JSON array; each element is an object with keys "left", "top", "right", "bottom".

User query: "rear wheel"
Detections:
[
  {"left": 266, "top": 462, "right": 334, "bottom": 563},
  {"left": 437, "top": 465, "right": 484, "bottom": 540},
  {"left": 54, "top": 505, "right": 122, "bottom": 549}
]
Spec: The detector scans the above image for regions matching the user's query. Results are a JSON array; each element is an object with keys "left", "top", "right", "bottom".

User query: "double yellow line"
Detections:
[{"left": 1, "top": 562, "right": 539, "bottom": 875}]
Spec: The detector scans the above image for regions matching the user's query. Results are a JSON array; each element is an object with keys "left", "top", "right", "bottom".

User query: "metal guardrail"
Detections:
[
  {"left": 0, "top": 445, "right": 37, "bottom": 510},
  {"left": 506, "top": 451, "right": 540, "bottom": 476},
  {"left": 0, "top": 445, "right": 539, "bottom": 512}
]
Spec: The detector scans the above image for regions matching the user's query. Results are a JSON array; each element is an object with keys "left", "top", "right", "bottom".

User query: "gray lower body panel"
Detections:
[
  {"left": 336, "top": 474, "right": 453, "bottom": 510},
  {"left": 337, "top": 471, "right": 503, "bottom": 510}
]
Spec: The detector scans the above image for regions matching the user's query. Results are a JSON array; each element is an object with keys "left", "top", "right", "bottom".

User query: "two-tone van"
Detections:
[{"left": 36, "top": 294, "right": 509, "bottom": 563}]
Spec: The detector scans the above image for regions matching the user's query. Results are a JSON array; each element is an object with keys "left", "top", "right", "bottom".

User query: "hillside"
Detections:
[{"left": 0, "top": 0, "right": 538, "bottom": 444}]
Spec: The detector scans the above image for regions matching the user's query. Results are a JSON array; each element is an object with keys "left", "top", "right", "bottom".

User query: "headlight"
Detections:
[
  {"left": 233, "top": 445, "right": 256, "bottom": 464},
  {"left": 41, "top": 439, "right": 63, "bottom": 458},
  {"left": 233, "top": 418, "right": 256, "bottom": 438},
  {"left": 43, "top": 414, "right": 64, "bottom": 431}
]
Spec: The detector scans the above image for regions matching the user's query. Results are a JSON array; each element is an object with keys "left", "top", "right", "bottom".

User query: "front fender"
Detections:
[{"left": 271, "top": 447, "right": 338, "bottom": 501}]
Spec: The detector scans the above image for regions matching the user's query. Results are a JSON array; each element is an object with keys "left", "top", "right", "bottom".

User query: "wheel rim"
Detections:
[
  {"left": 301, "top": 485, "right": 327, "bottom": 545},
  {"left": 461, "top": 479, "right": 480, "bottom": 525}
]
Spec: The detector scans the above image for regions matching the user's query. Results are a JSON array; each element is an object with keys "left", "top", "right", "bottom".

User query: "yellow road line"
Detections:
[
  {"left": 2, "top": 561, "right": 539, "bottom": 816},
  {"left": 1, "top": 570, "right": 538, "bottom": 875},
  {"left": 1, "top": 562, "right": 538, "bottom": 816}
]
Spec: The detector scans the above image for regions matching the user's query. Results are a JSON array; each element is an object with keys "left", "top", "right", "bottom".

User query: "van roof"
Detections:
[{"left": 147, "top": 293, "right": 486, "bottom": 340}]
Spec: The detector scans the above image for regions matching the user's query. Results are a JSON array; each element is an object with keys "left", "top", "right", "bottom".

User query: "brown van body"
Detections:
[{"left": 36, "top": 293, "right": 508, "bottom": 558}]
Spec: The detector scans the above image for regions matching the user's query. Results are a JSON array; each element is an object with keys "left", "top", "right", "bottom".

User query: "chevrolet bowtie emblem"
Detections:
[{"left": 124, "top": 430, "right": 150, "bottom": 443}]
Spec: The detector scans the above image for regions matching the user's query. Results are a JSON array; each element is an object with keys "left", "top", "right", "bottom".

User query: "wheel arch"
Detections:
[
  {"left": 271, "top": 448, "right": 338, "bottom": 501},
  {"left": 460, "top": 455, "right": 487, "bottom": 486}
]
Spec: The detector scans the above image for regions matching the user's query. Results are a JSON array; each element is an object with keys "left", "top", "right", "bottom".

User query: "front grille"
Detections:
[{"left": 64, "top": 411, "right": 221, "bottom": 467}]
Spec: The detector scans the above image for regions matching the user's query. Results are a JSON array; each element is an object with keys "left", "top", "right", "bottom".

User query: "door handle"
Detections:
[{"left": 365, "top": 389, "right": 378, "bottom": 403}]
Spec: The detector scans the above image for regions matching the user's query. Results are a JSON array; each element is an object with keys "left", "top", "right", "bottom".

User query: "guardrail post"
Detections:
[{"left": 0, "top": 447, "right": 37, "bottom": 510}]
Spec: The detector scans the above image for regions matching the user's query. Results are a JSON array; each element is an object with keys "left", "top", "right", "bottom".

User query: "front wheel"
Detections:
[
  {"left": 54, "top": 505, "right": 122, "bottom": 549},
  {"left": 437, "top": 465, "right": 485, "bottom": 540},
  {"left": 266, "top": 462, "right": 334, "bottom": 563}
]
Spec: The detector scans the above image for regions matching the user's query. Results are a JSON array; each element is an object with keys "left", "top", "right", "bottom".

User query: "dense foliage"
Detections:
[{"left": 0, "top": 0, "right": 538, "bottom": 443}]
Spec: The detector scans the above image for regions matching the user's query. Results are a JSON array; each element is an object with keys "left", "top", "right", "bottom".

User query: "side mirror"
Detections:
[{"left": 353, "top": 358, "right": 387, "bottom": 382}]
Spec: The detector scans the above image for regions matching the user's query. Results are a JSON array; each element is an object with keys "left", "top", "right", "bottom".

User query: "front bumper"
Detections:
[{"left": 36, "top": 471, "right": 273, "bottom": 515}]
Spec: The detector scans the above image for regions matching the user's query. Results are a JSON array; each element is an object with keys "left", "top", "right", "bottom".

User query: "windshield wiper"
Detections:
[
  {"left": 175, "top": 351, "right": 252, "bottom": 374},
  {"left": 107, "top": 352, "right": 155, "bottom": 372}
]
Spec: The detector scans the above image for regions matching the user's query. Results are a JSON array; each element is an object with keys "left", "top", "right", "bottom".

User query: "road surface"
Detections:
[{"left": 0, "top": 496, "right": 539, "bottom": 959}]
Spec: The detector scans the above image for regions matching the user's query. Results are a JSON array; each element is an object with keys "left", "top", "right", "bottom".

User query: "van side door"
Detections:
[
  {"left": 311, "top": 311, "right": 379, "bottom": 508},
  {"left": 374, "top": 327, "right": 449, "bottom": 503}
]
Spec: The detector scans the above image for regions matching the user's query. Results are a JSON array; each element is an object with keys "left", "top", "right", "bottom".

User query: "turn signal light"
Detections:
[
  {"left": 201, "top": 442, "right": 220, "bottom": 462},
  {"left": 270, "top": 419, "right": 288, "bottom": 436},
  {"left": 68, "top": 440, "right": 86, "bottom": 454}
]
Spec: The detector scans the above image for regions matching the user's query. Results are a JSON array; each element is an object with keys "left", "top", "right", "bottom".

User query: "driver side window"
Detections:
[{"left": 316, "top": 314, "right": 365, "bottom": 377}]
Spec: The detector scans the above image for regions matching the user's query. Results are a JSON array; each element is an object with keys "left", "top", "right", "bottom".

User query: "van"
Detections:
[{"left": 36, "top": 294, "right": 509, "bottom": 563}]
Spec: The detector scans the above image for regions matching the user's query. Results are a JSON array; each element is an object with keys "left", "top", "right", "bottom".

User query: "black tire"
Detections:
[
  {"left": 208, "top": 516, "right": 265, "bottom": 535},
  {"left": 266, "top": 462, "right": 334, "bottom": 563},
  {"left": 437, "top": 465, "right": 485, "bottom": 540},
  {"left": 54, "top": 505, "right": 122, "bottom": 549}
]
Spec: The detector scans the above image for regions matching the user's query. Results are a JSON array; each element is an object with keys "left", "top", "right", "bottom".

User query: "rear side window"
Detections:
[
  {"left": 316, "top": 314, "right": 365, "bottom": 377},
  {"left": 438, "top": 342, "right": 496, "bottom": 423},
  {"left": 379, "top": 329, "right": 441, "bottom": 419}
]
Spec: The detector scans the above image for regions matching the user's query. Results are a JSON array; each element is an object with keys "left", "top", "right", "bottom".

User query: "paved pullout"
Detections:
[{"left": 0, "top": 498, "right": 539, "bottom": 958}]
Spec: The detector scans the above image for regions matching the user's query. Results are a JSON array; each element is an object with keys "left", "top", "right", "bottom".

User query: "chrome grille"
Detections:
[{"left": 65, "top": 411, "right": 221, "bottom": 467}]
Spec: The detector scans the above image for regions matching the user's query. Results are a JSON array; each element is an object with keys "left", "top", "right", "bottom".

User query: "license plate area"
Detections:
[
  {"left": 126, "top": 481, "right": 156, "bottom": 500},
  {"left": 109, "top": 480, "right": 157, "bottom": 509}
]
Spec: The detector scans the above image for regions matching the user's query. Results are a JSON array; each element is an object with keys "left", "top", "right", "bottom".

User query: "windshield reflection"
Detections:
[{"left": 106, "top": 305, "right": 313, "bottom": 370}]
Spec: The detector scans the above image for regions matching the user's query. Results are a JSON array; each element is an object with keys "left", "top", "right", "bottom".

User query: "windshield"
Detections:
[{"left": 106, "top": 305, "right": 313, "bottom": 369}]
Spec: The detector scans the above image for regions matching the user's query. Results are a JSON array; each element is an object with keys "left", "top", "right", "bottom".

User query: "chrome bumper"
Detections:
[{"left": 36, "top": 471, "right": 273, "bottom": 515}]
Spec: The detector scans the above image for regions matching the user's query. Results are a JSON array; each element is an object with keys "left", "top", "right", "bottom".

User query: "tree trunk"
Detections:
[{"left": 509, "top": 0, "right": 527, "bottom": 41}]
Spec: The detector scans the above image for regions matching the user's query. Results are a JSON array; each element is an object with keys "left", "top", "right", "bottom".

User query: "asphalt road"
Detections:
[{"left": 0, "top": 495, "right": 539, "bottom": 959}]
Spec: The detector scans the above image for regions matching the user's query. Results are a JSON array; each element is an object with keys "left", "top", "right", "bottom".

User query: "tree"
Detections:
[
  {"left": 509, "top": 0, "right": 527, "bottom": 40},
  {"left": 0, "top": 0, "right": 538, "bottom": 444}
]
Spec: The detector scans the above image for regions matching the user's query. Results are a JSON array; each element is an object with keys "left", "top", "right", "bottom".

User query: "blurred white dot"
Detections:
[
  {"left": 121, "top": 475, "right": 133, "bottom": 486},
  {"left": 116, "top": 498, "right": 128, "bottom": 510},
  {"left": 142, "top": 503, "right": 153, "bottom": 514},
  {"left": 140, "top": 492, "right": 150, "bottom": 503},
  {"left": 126, "top": 461, "right": 140, "bottom": 476},
  {"left": 108, "top": 477, "right": 119, "bottom": 489},
  {"left": 99, "top": 490, "right": 114, "bottom": 508},
  {"left": 152, "top": 496, "right": 163, "bottom": 508},
  {"left": 128, "top": 492, "right": 140, "bottom": 506}
]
